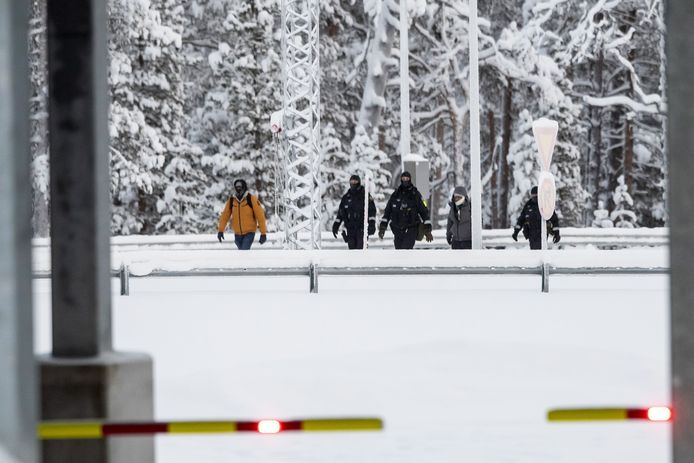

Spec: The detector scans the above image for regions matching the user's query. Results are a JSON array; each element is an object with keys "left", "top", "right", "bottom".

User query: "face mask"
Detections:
[
  {"left": 235, "top": 185, "right": 244, "bottom": 195},
  {"left": 401, "top": 179, "right": 412, "bottom": 188},
  {"left": 350, "top": 182, "right": 359, "bottom": 190},
  {"left": 455, "top": 197, "right": 466, "bottom": 206}
]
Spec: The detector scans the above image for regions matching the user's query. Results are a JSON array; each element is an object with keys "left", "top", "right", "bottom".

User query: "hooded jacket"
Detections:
[
  {"left": 217, "top": 185, "right": 268, "bottom": 235},
  {"left": 382, "top": 183, "right": 430, "bottom": 230},
  {"left": 447, "top": 187, "right": 472, "bottom": 242},
  {"left": 515, "top": 197, "right": 559, "bottom": 241},
  {"left": 336, "top": 185, "right": 376, "bottom": 232}
]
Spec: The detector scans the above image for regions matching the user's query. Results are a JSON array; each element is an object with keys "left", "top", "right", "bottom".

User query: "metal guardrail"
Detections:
[{"left": 102, "top": 264, "right": 666, "bottom": 295}]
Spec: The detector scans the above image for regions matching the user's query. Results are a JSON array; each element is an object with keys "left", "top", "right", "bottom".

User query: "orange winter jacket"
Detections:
[{"left": 217, "top": 193, "right": 268, "bottom": 235}]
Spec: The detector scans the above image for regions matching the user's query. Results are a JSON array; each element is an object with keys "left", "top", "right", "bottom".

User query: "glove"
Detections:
[
  {"left": 259, "top": 234, "right": 267, "bottom": 245},
  {"left": 378, "top": 221, "right": 387, "bottom": 239},
  {"left": 367, "top": 220, "right": 376, "bottom": 236},
  {"left": 341, "top": 230, "right": 348, "bottom": 243},
  {"left": 332, "top": 221, "right": 340, "bottom": 239},
  {"left": 217, "top": 232, "right": 224, "bottom": 243},
  {"left": 425, "top": 232, "right": 434, "bottom": 242},
  {"left": 512, "top": 226, "right": 520, "bottom": 242},
  {"left": 552, "top": 229, "right": 561, "bottom": 244},
  {"left": 446, "top": 233, "right": 453, "bottom": 245}
]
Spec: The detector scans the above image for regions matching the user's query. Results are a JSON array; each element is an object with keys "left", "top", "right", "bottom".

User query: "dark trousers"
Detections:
[
  {"left": 452, "top": 240, "right": 472, "bottom": 250},
  {"left": 529, "top": 237, "right": 542, "bottom": 250},
  {"left": 235, "top": 232, "right": 255, "bottom": 250},
  {"left": 393, "top": 227, "right": 418, "bottom": 250},
  {"left": 346, "top": 232, "right": 365, "bottom": 250}
]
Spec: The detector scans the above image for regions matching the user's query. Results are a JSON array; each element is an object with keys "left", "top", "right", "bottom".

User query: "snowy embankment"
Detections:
[{"left": 33, "top": 246, "right": 668, "bottom": 277}]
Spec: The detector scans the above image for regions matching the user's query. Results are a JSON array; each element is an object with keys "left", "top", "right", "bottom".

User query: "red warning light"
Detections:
[
  {"left": 257, "top": 420, "right": 282, "bottom": 434},
  {"left": 647, "top": 407, "right": 672, "bottom": 422}
]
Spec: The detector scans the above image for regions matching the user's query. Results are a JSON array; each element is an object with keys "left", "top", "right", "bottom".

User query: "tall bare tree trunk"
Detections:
[
  {"left": 488, "top": 109, "right": 497, "bottom": 227},
  {"left": 29, "top": 0, "right": 50, "bottom": 237},
  {"left": 499, "top": 81, "right": 512, "bottom": 227},
  {"left": 591, "top": 49, "right": 604, "bottom": 208},
  {"left": 624, "top": 118, "right": 634, "bottom": 192}
]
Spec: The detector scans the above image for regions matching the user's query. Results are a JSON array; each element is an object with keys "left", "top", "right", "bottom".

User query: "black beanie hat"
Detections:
[
  {"left": 350, "top": 174, "right": 361, "bottom": 183},
  {"left": 531, "top": 186, "right": 538, "bottom": 195},
  {"left": 401, "top": 171, "right": 412, "bottom": 179}
]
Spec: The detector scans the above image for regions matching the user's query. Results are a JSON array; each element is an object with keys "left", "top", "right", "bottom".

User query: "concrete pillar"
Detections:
[
  {"left": 0, "top": 0, "right": 37, "bottom": 461},
  {"left": 667, "top": 1, "right": 694, "bottom": 462},
  {"left": 42, "top": 0, "right": 155, "bottom": 461}
]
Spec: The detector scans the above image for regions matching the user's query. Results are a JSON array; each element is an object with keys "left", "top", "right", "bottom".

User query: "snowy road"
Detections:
[{"left": 34, "top": 273, "right": 670, "bottom": 463}]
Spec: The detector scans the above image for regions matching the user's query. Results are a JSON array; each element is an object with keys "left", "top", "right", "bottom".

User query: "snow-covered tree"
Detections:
[
  {"left": 109, "top": 0, "right": 200, "bottom": 234},
  {"left": 29, "top": 0, "right": 50, "bottom": 237},
  {"left": 184, "top": 0, "right": 282, "bottom": 231},
  {"left": 25, "top": 0, "right": 667, "bottom": 234},
  {"left": 592, "top": 200, "right": 614, "bottom": 228},
  {"left": 610, "top": 174, "right": 637, "bottom": 228}
]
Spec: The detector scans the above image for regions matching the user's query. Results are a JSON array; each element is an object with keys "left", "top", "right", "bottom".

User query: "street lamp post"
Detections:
[
  {"left": 532, "top": 118, "right": 558, "bottom": 251},
  {"left": 399, "top": 0, "right": 410, "bottom": 172},
  {"left": 469, "top": 0, "right": 482, "bottom": 249}
]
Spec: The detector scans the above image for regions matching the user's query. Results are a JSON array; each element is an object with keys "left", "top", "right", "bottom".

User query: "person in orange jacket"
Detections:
[{"left": 217, "top": 179, "right": 268, "bottom": 250}]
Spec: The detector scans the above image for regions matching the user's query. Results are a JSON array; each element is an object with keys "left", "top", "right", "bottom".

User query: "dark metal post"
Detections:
[
  {"left": 47, "top": 0, "right": 112, "bottom": 358},
  {"left": 41, "top": 0, "right": 154, "bottom": 461},
  {"left": 541, "top": 263, "right": 550, "bottom": 293},
  {"left": 0, "top": 0, "right": 37, "bottom": 461},
  {"left": 310, "top": 263, "right": 318, "bottom": 294},
  {"left": 668, "top": 1, "right": 694, "bottom": 461},
  {"left": 120, "top": 264, "right": 130, "bottom": 296}
]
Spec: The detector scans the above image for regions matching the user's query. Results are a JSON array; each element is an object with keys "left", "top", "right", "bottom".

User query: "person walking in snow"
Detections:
[
  {"left": 378, "top": 171, "right": 432, "bottom": 249},
  {"left": 446, "top": 186, "right": 472, "bottom": 249},
  {"left": 217, "top": 179, "right": 268, "bottom": 250},
  {"left": 332, "top": 174, "right": 377, "bottom": 249},
  {"left": 512, "top": 186, "right": 560, "bottom": 250}
]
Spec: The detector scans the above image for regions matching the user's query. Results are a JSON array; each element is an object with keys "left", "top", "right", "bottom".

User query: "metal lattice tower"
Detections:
[{"left": 279, "top": 0, "right": 321, "bottom": 250}]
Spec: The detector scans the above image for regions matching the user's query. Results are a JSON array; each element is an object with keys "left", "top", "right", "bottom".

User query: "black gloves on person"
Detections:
[
  {"left": 552, "top": 229, "right": 561, "bottom": 244},
  {"left": 259, "top": 234, "right": 267, "bottom": 245},
  {"left": 512, "top": 225, "right": 520, "bottom": 242},
  {"left": 378, "top": 221, "right": 387, "bottom": 239},
  {"left": 446, "top": 233, "right": 453, "bottom": 245},
  {"left": 332, "top": 221, "right": 341, "bottom": 239},
  {"left": 368, "top": 220, "right": 376, "bottom": 236},
  {"left": 217, "top": 232, "right": 224, "bottom": 243},
  {"left": 422, "top": 223, "right": 433, "bottom": 242}
]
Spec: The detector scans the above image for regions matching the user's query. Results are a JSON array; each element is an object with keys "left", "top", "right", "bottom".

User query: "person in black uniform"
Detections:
[
  {"left": 512, "top": 186, "right": 560, "bottom": 250},
  {"left": 332, "top": 174, "right": 377, "bottom": 249},
  {"left": 378, "top": 171, "right": 432, "bottom": 249}
]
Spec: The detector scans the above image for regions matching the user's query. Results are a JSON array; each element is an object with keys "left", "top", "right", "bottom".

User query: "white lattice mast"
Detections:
[{"left": 280, "top": 0, "right": 321, "bottom": 250}]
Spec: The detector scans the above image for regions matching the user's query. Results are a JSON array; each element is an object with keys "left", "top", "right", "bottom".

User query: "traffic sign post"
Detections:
[{"left": 532, "top": 118, "right": 559, "bottom": 251}]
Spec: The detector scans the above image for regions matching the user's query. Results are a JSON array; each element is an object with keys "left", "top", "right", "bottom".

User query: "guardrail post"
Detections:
[
  {"left": 119, "top": 264, "right": 129, "bottom": 296},
  {"left": 309, "top": 263, "right": 318, "bottom": 294},
  {"left": 541, "top": 263, "right": 550, "bottom": 293}
]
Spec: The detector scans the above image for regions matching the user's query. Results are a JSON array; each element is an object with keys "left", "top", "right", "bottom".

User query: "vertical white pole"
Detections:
[
  {"left": 668, "top": 2, "right": 694, "bottom": 460},
  {"left": 399, "top": 0, "right": 410, "bottom": 172},
  {"left": 541, "top": 219, "right": 547, "bottom": 250},
  {"left": 468, "top": 0, "right": 482, "bottom": 249},
  {"left": 0, "top": 0, "right": 36, "bottom": 459},
  {"left": 363, "top": 174, "right": 370, "bottom": 250}
]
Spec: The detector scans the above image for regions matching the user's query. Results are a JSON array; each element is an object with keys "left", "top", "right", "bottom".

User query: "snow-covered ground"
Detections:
[{"left": 33, "top": 267, "right": 670, "bottom": 463}]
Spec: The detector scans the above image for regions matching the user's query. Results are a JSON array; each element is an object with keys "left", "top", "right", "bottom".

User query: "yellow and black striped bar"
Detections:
[
  {"left": 38, "top": 418, "right": 384, "bottom": 440},
  {"left": 548, "top": 407, "right": 672, "bottom": 422}
]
